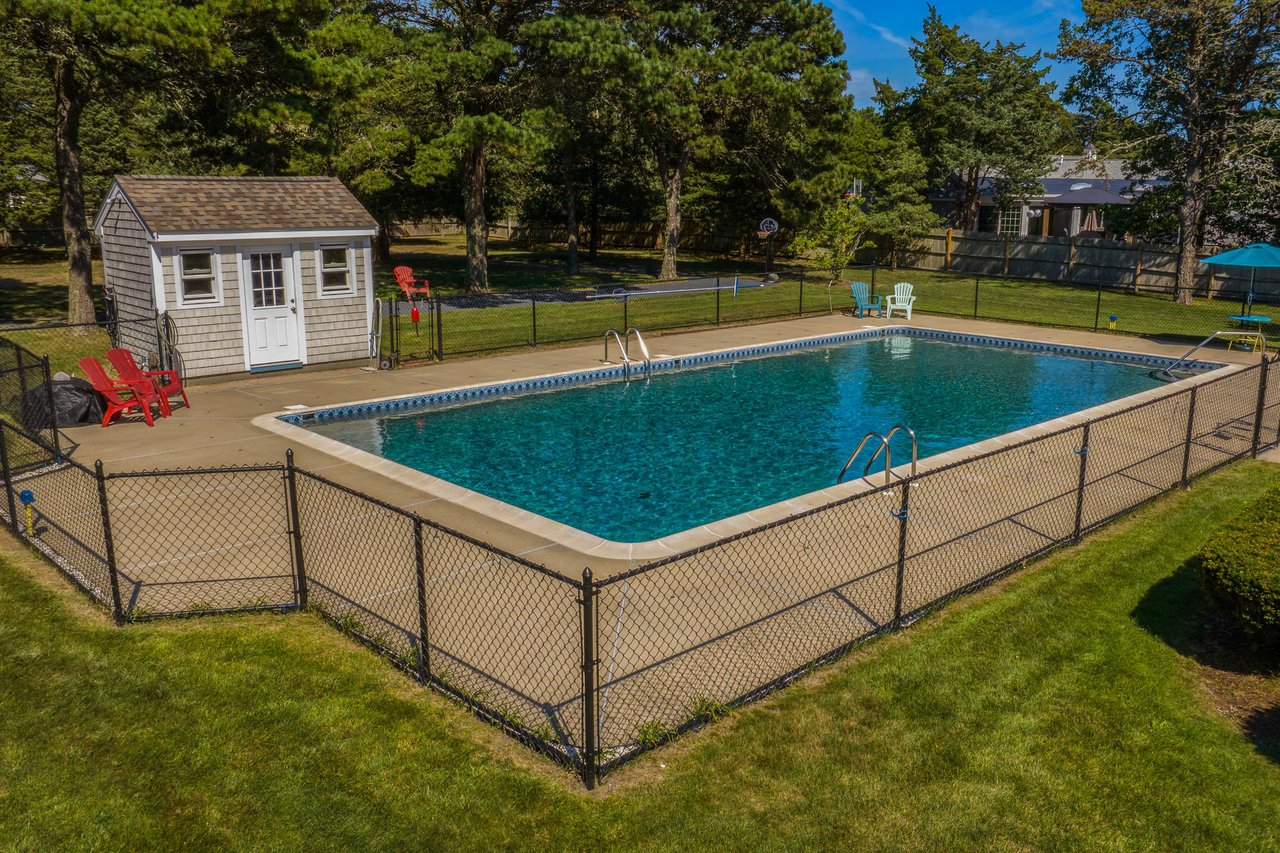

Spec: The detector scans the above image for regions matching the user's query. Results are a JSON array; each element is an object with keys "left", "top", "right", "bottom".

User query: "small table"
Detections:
[{"left": 1226, "top": 314, "right": 1271, "bottom": 352}]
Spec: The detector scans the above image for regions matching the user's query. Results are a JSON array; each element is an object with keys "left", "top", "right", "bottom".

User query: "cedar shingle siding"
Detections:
[
  {"left": 95, "top": 176, "right": 377, "bottom": 379},
  {"left": 98, "top": 200, "right": 162, "bottom": 365}
]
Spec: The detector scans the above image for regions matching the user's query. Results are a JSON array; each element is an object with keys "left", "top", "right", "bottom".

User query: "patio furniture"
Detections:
[
  {"left": 1225, "top": 314, "right": 1271, "bottom": 352},
  {"left": 885, "top": 282, "right": 916, "bottom": 320},
  {"left": 106, "top": 348, "right": 190, "bottom": 411},
  {"left": 393, "top": 266, "right": 431, "bottom": 300},
  {"left": 78, "top": 357, "right": 170, "bottom": 427},
  {"left": 849, "top": 281, "right": 882, "bottom": 318}
]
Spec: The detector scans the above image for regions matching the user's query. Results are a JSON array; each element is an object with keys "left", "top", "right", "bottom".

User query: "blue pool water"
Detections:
[{"left": 308, "top": 335, "right": 1167, "bottom": 541}]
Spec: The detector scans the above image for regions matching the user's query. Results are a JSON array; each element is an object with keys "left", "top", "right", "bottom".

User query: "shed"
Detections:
[{"left": 92, "top": 176, "right": 379, "bottom": 379}]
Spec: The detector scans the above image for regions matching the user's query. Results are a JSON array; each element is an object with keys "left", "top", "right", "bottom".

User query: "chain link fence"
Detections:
[
  {"left": 853, "top": 264, "right": 1280, "bottom": 346},
  {"left": 2, "top": 327, "right": 1277, "bottom": 787},
  {"left": 375, "top": 264, "right": 1280, "bottom": 369},
  {"left": 378, "top": 272, "right": 847, "bottom": 365}
]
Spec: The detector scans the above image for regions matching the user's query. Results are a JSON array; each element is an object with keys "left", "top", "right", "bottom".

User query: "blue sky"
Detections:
[{"left": 824, "top": 0, "right": 1085, "bottom": 106}]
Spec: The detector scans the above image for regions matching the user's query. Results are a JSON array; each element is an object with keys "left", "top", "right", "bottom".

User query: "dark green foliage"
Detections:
[
  {"left": 1198, "top": 487, "right": 1280, "bottom": 646},
  {"left": 877, "top": 8, "right": 1060, "bottom": 231}
]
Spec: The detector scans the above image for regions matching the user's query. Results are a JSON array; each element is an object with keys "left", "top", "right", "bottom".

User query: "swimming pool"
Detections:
[{"left": 294, "top": 329, "right": 1203, "bottom": 542}]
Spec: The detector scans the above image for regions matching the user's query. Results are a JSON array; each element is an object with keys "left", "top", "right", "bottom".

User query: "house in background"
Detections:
[
  {"left": 932, "top": 146, "right": 1165, "bottom": 239},
  {"left": 92, "top": 176, "right": 378, "bottom": 379}
]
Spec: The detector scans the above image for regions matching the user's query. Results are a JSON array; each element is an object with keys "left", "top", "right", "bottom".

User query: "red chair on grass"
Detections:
[
  {"left": 106, "top": 348, "right": 190, "bottom": 412},
  {"left": 78, "top": 357, "right": 169, "bottom": 427},
  {"left": 393, "top": 266, "right": 431, "bottom": 300}
]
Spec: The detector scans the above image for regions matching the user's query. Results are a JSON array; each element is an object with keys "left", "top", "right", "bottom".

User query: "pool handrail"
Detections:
[
  {"left": 867, "top": 424, "right": 918, "bottom": 481},
  {"left": 625, "top": 328, "right": 652, "bottom": 374},
  {"left": 837, "top": 431, "right": 890, "bottom": 485},
  {"left": 1161, "top": 329, "right": 1267, "bottom": 377}
]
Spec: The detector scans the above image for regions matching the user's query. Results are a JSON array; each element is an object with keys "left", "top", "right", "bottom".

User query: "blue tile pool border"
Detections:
[{"left": 280, "top": 327, "right": 1224, "bottom": 427}]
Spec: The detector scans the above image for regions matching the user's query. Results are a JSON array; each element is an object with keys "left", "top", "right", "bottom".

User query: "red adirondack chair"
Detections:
[
  {"left": 78, "top": 357, "right": 169, "bottom": 427},
  {"left": 393, "top": 265, "right": 431, "bottom": 300},
  {"left": 106, "top": 348, "right": 190, "bottom": 411}
]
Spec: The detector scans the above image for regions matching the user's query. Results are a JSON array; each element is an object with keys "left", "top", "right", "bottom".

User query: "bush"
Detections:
[{"left": 1197, "top": 489, "right": 1280, "bottom": 647}]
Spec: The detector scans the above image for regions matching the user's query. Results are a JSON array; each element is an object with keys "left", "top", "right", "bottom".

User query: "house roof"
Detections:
[
  {"left": 99, "top": 175, "right": 378, "bottom": 236},
  {"left": 1047, "top": 186, "right": 1132, "bottom": 206}
]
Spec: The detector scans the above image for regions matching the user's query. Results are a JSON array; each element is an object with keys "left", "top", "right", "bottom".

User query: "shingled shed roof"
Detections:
[{"left": 106, "top": 175, "right": 378, "bottom": 236}]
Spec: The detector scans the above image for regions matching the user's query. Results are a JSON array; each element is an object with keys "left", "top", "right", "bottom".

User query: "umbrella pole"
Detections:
[{"left": 1242, "top": 267, "right": 1256, "bottom": 314}]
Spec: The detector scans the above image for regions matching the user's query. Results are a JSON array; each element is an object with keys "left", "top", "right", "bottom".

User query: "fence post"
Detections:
[
  {"left": 0, "top": 424, "right": 17, "bottom": 534},
  {"left": 580, "top": 567, "right": 597, "bottom": 790},
  {"left": 284, "top": 449, "right": 308, "bottom": 610},
  {"left": 623, "top": 294, "right": 629, "bottom": 331},
  {"left": 1251, "top": 358, "right": 1271, "bottom": 457},
  {"left": 1093, "top": 282, "right": 1103, "bottom": 331},
  {"left": 41, "top": 355, "right": 60, "bottom": 458},
  {"left": 413, "top": 517, "right": 431, "bottom": 681},
  {"left": 892, "top": 481, "right": 911, "bottom": 626},
  {"left": 1072, "top": 423, "right": 1091, "bottom": 543},
  {"left": 434, "top": 294, "right": 444, "bottom": 361},
  {"left": 531, "top": 296, "right": 538, "bottom": 347},
  {"left": 972, "top": 275, "right": 980, "bottom": 319},
  {"left": 1180, "top": 386, "right": 1198, "bottom": 486},
  {"left": 94, "top": 460, "right": 125, "bottom": 625},
  {"left": 15, "top": 345, "right": 27, "bottom": 404},
  {"left": 798, "top": 273, "right": 804, "bottom": 316},
  {"left": 715, "top": 277, "right": 721, "bottom": 325},
  {"left": 870, "top": 264, "right": 877, "bottom": 295}
]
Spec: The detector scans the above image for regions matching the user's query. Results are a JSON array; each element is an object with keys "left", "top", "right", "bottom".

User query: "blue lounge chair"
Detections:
[{"left": 850, "top": 281, "right": 882, "bottom": 318}]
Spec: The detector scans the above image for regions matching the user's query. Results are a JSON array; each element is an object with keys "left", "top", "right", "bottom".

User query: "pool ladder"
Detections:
[
  {"left": 1158, "top": 329, "right": 1268, "bottom": 379},
  {"left": 604, "top": 328, "right": 652, "bottom": 380},
  {"left": 837, "top": 424, "right": 918, "bottom": 486}
]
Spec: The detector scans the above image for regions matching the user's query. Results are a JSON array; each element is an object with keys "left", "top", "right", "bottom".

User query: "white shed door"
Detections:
[{"left": 242, "top": 248, "right": 301, "bottom": 366}]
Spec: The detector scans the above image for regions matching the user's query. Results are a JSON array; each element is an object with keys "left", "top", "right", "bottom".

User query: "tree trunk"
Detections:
[
  {"left": 587, "top": 157, "right": 600, "bottom": 260},
  {"left": 52, "top": 53, "right": 94, "bottom": 326},
  {"left": 1174, "top": 196, "right": 1205, "bottom": 305},
  {"left": 461, "top": 144, "right": 489, "bottom": 293},
  {"left": 955, "top": 168, "right": 981, "bottom": 232},
  {"left": 658, "top": 150, "right": 686, "bottom": 280},
  {"left": 375, "top": 220, "right": 393, "bottom": 263},
  {"left": 563, "top": 148, "right": 579, "bottom": 275}
]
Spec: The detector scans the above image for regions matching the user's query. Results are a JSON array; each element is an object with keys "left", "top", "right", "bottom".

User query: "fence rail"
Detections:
[
  {"left": 4, "top": 330, "right": 1279, "bottom": 788},
  {"left": 377, "top": 265, "right": 1280, "bottom": 368}
]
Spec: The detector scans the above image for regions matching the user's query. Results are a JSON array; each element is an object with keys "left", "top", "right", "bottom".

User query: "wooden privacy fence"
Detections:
[{"left": 897, "top": 229, "right": 1280, "bottom": 297}]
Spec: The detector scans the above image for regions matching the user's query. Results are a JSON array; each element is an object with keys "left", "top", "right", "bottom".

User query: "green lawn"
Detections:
[
  {"left": 2, "top": 235, "right": 1272, "bottom": 373},
  {"left": 3, "top": 461, "right": 1278, "bottom": 849}
]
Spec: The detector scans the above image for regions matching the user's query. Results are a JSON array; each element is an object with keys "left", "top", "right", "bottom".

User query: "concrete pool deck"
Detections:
[{"left": 60, "top": 312, "right": 1265, "bottom": 575}]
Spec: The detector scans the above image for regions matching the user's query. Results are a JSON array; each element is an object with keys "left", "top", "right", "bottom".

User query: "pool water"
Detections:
[{"left": 309, "top": 335, "right": 1166, "bottom": 541}]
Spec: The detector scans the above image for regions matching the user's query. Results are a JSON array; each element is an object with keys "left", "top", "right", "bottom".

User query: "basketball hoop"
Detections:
[{"left": 756, "top": 230, "right": 770, "bottom": 239}]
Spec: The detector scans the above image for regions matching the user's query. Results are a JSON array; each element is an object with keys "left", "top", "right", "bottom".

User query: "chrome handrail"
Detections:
[
  {"left": 837, "top": 432, "right": 889, "bottom": 485},
  {"left": 625, "top": 327, "right": 651, "bottom": 375},
  {"left": 603, "top": 329, "right": 630, "bottom": 365},
  {"left": 867, "top": 424, "right": 918, "bottom": 480},
  {"left": 1162, "top": 330, "right": 1268, "bottom": 377}
]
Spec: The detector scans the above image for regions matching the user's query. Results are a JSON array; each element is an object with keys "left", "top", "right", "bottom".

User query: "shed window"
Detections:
[
  {"left": 179, "top": 251, "right": 217, "bottom": 304},
  {"left": 319, "top": 246, "right": 354, "bottom": 295}
]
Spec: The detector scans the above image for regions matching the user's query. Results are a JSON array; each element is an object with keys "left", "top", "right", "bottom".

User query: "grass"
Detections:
[
  {"left": 2, "top": 461, "right": 1279, "bottom": 849},
  {"left": 2, "top": 234, "right": 1272, "bottom": 375}
]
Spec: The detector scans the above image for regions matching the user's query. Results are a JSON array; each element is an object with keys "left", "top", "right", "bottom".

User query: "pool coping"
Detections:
[{"left": 253, "top": 324, "right": 1237, "bottom": 564}]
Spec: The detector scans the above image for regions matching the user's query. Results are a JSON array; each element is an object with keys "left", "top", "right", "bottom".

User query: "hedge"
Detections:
[{"left": 1197, "top": 487, "right": 1280, "bottom": 647}]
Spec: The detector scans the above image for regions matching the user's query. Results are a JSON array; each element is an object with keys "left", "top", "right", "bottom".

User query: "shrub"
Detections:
[{"left": 1197, "top": 490, "right": 1280, "bottom": 647}]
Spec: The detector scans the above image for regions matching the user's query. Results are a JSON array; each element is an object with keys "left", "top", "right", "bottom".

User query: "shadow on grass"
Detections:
[
  {"left": 1133, "top": 558, "right": 1280, "bottom": 764},
  {"left": 1133, "top": 558, "right": 1277, "bottom": 676},
  {"left": 1244, "top": 704, "right": 1280, "bottom": 763}
]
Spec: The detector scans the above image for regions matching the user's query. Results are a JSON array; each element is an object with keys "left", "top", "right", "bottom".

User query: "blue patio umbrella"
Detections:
[{"left": 1201, "top": 243, "right": 1280, "bottom": 310}]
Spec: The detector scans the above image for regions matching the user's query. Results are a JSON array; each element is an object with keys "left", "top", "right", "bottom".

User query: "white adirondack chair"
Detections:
[{"left": 885, "top": 282, "right": 916, "bottom": 319}]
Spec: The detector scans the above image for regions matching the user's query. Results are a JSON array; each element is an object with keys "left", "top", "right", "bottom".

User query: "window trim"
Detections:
[
  {"left": 173, "top": 248, "right": 223, "bottom": 309},
  {"left": 315, "top": 243, "right": 357, "bottom": 298},
  {"left": 997, "top": 207, "right": 1023, "bottom": 236}
]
